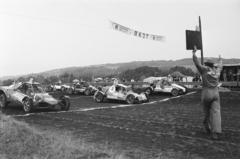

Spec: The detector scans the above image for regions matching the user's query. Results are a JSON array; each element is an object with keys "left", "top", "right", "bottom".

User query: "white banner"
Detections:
[{"left": 109, "top": 21, "right": 165, "bottom": 42}]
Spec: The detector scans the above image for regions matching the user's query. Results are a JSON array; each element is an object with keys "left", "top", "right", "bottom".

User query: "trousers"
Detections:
[{"left": 201, "top": 87, "right": 221, "bottom": 133}]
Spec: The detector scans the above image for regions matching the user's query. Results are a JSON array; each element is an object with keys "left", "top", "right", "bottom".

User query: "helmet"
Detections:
[{"left": 204, "top": 58, "right": 214, "bottom": 64}]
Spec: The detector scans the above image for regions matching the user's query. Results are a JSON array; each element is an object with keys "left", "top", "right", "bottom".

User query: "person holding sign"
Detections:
[{"left": 192, "top": 45, "right": 223, "bottom": 140}]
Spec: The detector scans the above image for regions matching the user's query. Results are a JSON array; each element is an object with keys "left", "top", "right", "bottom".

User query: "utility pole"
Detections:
[{"left": 199, "top": 16, "right": 204, "bottom": 65}]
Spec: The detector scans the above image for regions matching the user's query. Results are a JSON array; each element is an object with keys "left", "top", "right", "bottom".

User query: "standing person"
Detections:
[
  {"left": 237, "top": 67, "right": 240, "bottom": 85},
  {"left": 192, "top": 46, "right": 223, "bottom": 140},
  {"left": 223, "top": 69, "right": 227, "bottom": 82}
]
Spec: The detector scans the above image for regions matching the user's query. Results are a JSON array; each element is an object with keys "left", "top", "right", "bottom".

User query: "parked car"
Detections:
[
  {"left": 94, "top": 83, "right": 149, "bottom": 104},
  {"left": 144, "top": 78, "right": 188, "bottom": 96},
  {"left": 0, "top": 81, "right": 70, "bottom": 113},
  {"left": 68, "top": 81, "right": 97, "bottom": 95}
]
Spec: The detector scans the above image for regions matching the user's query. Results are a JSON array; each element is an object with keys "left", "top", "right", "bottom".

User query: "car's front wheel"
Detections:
[
  {"left": 171, "top": 89, "right": 179, "bottom": 96},
  {"left": 95, "top": 93, "right": 104, "bottom": 103},
  {"left": 0, "top": 93, "right": 8, "bottom": 109},
  {"left": 61, "top": 87, "right": 65, "bottom": 92},
  {"left": 23, "top": 98, "right": 34, "bottom": 113},
  {"left": 126, "top": 94, "right": 135, "bottom": 104},
  {"left": 59, "top": 97, "right": 70, "bottom": 111}
]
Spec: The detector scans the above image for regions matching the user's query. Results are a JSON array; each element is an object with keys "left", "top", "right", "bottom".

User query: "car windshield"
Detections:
[{"left": 32, "top": 84, "right": 45, "bottom": 93}]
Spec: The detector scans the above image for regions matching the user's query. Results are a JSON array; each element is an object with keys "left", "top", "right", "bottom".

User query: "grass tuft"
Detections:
[{"left": 0, "top": 113, "right": 126, "bottom": 159}]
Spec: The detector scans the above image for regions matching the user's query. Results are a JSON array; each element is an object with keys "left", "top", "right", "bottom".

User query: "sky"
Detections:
[{"left": 0, "top": 0, "right": 240, "bottom": 78}]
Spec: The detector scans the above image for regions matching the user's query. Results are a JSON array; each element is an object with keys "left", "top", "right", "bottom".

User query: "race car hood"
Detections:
[
  {"left": 171, "top": 83, "right": 186, "bottom": 92},
  {"left": 34, "top": 93, "right": 58, "bottom": 105}
]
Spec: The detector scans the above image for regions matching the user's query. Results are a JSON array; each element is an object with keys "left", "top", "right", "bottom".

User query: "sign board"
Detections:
[{"left": 186, "top": 30, "right": 202, "bottom": 50}]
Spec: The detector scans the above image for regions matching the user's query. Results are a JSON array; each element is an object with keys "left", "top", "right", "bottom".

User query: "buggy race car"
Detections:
[
  {"left": 94, "top": 83, "right": 149, "bottom": 104},
  {"left": 48, "top": 82, "right": 70, "bottom": 92},
  {"left": 145, "top": 78, "right": 188, "bottom": 96},
  {"left": 68, "top": 81, "right": 97, "bottom": 95},
  {"left": 0, "top": 81, "right": 70, "bottom": 113}
]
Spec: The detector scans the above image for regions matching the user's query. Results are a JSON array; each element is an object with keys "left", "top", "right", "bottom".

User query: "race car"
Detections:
[
  {"left": 0, "top": 80, "right": 70, "bottom": 113},
  {"left": 94, "top": 83, "right": 149, "bottom": 104},
  {"left": 48, "top": 82, "right": 70, "bottom": 92},
  {"left": 68, "top": 81, "right": 97, "bottom": 95},
  {"left": 145, "top": 78, "right": 188, "bottom": 96}
]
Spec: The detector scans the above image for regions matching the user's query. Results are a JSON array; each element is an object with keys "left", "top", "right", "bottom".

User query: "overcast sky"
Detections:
[{"left": 0, "top": 0, "right": 240, "bottom": 78}]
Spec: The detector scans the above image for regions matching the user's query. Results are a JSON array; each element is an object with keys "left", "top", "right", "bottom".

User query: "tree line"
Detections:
[{"left": 0, "top": 66, "right": 198, "bottom": 86}]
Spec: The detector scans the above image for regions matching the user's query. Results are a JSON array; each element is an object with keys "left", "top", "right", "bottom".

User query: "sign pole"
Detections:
[{"left": 199, "top": 16, "right": 204, "bottom": 65}]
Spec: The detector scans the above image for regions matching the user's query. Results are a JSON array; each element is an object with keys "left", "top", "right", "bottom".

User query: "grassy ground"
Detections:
[{"left": 0, "top": 113, "right": 126, "bottom": 159}]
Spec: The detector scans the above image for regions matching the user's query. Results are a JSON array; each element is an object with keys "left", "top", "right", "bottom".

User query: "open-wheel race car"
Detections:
[
  {"left": 0, "top": 80, "right": 70, "bottom": 113},
  {"left": 68, "top": 81, "right": 97, "bottom": 95},
  {"left": 94, "top": 83, "right": 149, "bottom": 104},
  {"left": 144, "top": 78, "right": 188, "bottom": 96},
  {"left": 48, "top": 82, "right": 70, "bottom": 92}
]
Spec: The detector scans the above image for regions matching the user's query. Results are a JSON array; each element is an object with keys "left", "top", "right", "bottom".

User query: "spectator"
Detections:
[
  {"left": 237, "top": 67, "right": 240, "bottom": 83},
  {"left": 228, "top": 69, "right": 233, "bottom": 81},
  {"left": 223, "top": 69, "right": 227, "bottom": 82}
]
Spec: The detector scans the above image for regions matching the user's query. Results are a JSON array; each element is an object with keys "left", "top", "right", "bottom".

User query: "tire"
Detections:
[
  {"left": 126, "top": 94, "right": 135, "bottom": 104},
  {"left": 84, "top": 89, "right": 91, "bottom": 96},
  {"left": 68, "top": 88, "right": 74, "bottom": 95},
  {"left": 0, "top": 93, "right": 8, "bottom": 109},
  {"left": 171, "top": 89, "right": 179, "bottom": 96},
  {"left": 61, "top": 87, "right": 65, "bottom": 92},
  {"left": 23, "top": 98, "right": 34, "bottom": 113},
  {"left": 59, "top": 97, "right": 70, "bottom": 111},
  {"left": 95, "top": 93, "right": 104, "bottom": 103},
  {"left": 145, "top": 87, "right": 152, "bottom": 95}
]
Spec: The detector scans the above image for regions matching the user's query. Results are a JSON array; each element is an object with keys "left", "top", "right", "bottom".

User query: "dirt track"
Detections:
[{"left": 3, "top": 91, "right": 240, "bottom": 159}]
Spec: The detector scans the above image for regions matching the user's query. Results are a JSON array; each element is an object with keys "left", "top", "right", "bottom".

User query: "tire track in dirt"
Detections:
[
  {"left": 38, "top": 113, "right": 239, "bottom": 147},
  {"left": 70, "top": 111, "right": 240, "bottom": 133}
]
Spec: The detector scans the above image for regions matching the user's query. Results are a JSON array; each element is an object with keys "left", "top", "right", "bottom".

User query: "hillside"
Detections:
[{"left": 1, "top": 57, "right": 239, "bottom": 81}]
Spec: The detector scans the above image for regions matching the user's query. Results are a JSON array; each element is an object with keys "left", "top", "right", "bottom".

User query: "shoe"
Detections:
[
  {"left": 211, "top": 133, "right": 219, "bottom": 140},
  {"left": 203, "top": 127, "right": 211, "bottom": 134}
]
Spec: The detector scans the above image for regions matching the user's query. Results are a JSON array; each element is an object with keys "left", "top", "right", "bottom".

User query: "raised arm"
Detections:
[{"left": 192, "top": 46, "right": 206, "bottom": 75}]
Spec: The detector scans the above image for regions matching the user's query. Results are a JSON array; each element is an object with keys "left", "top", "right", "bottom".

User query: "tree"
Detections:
[
  {"left": 2, "top": 79, "right": 14, "bottom": 86},
  {"left": 18, "top": 77, "right": 26, "bottom": 82}
]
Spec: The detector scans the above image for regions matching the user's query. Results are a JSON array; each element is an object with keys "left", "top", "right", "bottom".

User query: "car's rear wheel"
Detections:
[
  {"left": 171, "top": 89, "right": 179, "bottom": 96},
  {"left": 61, "top": 87, "right": 65, "bottom": 92},
  {"left": 23, "top": 98, "right": 34, "bottom": 113},
  {"left": 145, "top": 87, "right": 152, "bottom": 95},
  {"left": 126, "top": 94, "right": 135, "bottom": 104},
  {"left": 59, "top": 97, "right": 70, "bottom": 111},
  {"left": 84, "top": 89, "right": 91, "bottom": 96},
  {"left": 0, "top": 93, "right": 8, "bottom": 109},
  {"left": 95, "top": 93, "right": 104, "bottom": 103}
]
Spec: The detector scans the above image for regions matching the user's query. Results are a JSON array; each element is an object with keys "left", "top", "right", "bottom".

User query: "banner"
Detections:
[{"left": 109, "top": 21, "right": 165, "bottom": 42}]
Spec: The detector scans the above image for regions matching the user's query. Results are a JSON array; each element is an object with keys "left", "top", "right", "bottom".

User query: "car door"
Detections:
[
  {"left": 154, "top": 81, "right": 163, "bottom": 92},
  {"left": 116, "top": 87, "right": 125, "bottom": 100},
  {"left": 106, "top": 86, "right": 118, "bottom": 99},
  {"left": 162, "top": 83, "right": 173, "bottom": 93}
]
